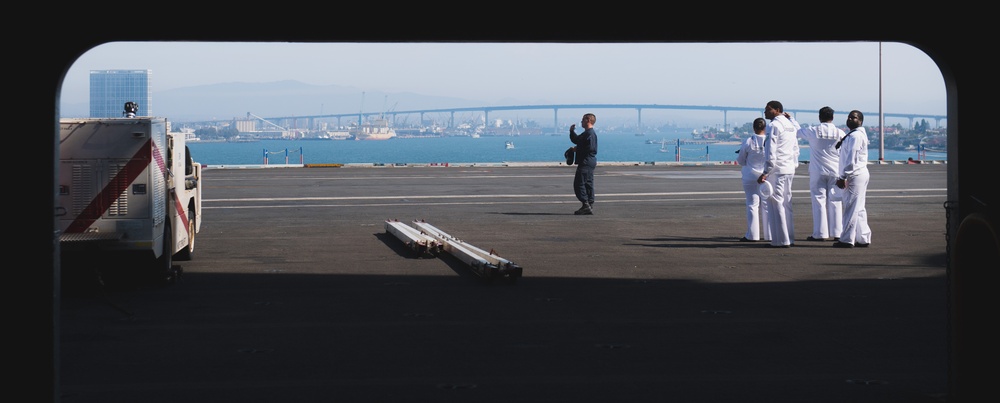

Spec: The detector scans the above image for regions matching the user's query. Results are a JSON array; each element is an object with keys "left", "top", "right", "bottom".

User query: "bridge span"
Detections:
[{"left": 209, "top": 103, "right": 948, "bottom": 133}]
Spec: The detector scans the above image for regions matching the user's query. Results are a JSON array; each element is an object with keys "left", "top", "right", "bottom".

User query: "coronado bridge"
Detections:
[{"left": 217, "top": 104, "right": 946, "bottom": 133}]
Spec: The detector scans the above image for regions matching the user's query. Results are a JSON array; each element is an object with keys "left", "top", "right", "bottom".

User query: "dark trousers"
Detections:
[{"left": 574, "top": 163, "right": 595, "bottom": 204}]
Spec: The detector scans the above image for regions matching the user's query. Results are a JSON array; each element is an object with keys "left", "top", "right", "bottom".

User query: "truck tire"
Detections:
[{"left": 175, "top": 207, "right": 196, "bottom": 261}]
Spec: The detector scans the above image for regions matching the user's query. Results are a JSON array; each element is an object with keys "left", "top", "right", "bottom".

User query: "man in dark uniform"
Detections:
[{"left": 570, "top": 113, "right": 598, "bottom": 215}]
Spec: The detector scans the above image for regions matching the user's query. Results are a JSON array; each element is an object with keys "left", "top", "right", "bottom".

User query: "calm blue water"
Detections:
[{"left": 188, "top": 133, "right": 945, "bottom": 166}]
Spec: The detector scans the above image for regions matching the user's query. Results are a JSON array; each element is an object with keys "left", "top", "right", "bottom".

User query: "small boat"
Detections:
[
  {"left": 505, "top": 141, "right": 515, "bottom": 150},
  {"left": 659, "top": 139, "right": 670, "bottom": 153}
]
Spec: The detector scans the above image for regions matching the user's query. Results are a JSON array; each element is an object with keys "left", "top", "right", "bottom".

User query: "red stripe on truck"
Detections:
[
  {"left": 151, "top": 140, "right": 189, "bottom": 229},
  {"left": 65, "top": 139, "right": 153, "bottom": 233},
  {"left": 173, "top": 191, "right": 189, "bottom": 229}
]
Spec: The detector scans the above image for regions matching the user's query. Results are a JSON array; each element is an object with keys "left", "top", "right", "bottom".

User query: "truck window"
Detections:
[{"left": 185, "top": 146, "right": 194, "bottom": 176}]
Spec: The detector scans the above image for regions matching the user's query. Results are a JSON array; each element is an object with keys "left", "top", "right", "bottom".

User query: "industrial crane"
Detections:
[{"left": 247, "top": 112, "right": 288, "bottom": 131}]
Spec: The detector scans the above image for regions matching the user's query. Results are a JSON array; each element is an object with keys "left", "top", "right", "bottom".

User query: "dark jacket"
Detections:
[{"left": 570, "top": 127, "right": 598, "bottom": 166}]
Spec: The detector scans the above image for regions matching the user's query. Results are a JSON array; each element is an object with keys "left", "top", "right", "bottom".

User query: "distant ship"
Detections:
[
  {"left": 227, "top": 136, "right": 258, "bottom": 143},
  {"left": 326, "top": 130, "right": 352, "bottom": 140},
  {"left": 350, "top": 116, "right": 396, "bottom": 140}
]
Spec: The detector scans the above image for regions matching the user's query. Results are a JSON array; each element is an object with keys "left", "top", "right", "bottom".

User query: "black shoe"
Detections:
[
  {"left": 768, "top": 244, "right": 791, "bottom": 248},
  {"left": 832, "top": 241, "right": 854, "bottom": 248},
  {"left": 806, "top": 236, "right": 827, "bottom": 241},
  {"left": 739, "top": 237, "right": 755, "bottom": 242},
  {"left": 856, "top": 243, "right": 870, "bottom": 248},
  {"left": 574, "top": 205, "right": 593, "bottom": 215}
]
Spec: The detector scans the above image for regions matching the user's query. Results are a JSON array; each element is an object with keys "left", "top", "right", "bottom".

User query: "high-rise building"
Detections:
[{"left": 89, "top": 69, "right": 152, "bottom": 118}]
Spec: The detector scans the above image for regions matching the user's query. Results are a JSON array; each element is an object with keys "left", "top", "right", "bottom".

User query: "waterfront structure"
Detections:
[
  {"left": 89, "top": 69, "right": 152, "bottom": 118},
  {"left": 350, "top": 116, "right": 396, "bottom": 140}
]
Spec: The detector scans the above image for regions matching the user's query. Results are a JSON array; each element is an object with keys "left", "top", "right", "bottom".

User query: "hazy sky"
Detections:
[{"left": 61, "top": 41, "right": 946, "bottom": 123}]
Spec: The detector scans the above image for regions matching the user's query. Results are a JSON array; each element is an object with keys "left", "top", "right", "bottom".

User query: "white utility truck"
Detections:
[{"left": 57, "top": 104, "right": 202, "bottom": 279}]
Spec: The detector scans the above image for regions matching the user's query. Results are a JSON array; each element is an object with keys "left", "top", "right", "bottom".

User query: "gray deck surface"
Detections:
[{"left": 59, "top": 162, "right": 949, "bottom": 403}]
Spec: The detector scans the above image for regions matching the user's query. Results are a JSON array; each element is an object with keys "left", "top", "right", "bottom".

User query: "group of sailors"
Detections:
[{"left": 736, "top": 102, "right": 871, "bottom": 248}]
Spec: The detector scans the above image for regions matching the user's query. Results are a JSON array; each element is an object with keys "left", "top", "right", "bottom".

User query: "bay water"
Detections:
[{"left": 188, "top": 132, "right": 944, "bottom": 166}]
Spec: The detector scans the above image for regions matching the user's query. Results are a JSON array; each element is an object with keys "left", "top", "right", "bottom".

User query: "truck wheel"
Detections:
[{"left": 175, "top": 207, "right": 195, "bottom": 261}]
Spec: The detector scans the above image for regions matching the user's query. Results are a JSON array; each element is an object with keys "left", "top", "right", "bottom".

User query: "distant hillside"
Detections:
[{"left": 61, "top": 80, "right": 488, "bottom": 123}]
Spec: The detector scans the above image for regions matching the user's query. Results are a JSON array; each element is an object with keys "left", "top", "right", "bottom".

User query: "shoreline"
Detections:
[{"left": 203, "top": 159, "right": 947, "bottom": 170}]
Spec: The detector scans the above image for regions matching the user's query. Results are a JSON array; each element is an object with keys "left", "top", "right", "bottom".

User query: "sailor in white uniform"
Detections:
[
  {"left": 834, "top": 110, "right": 872, "bottom": 248},
  {"left": 757, "top": 101, "right": 800, "bottom": 248},
  {"left": 737, "top": 117, "right": 770, "bottom": 242},
  {"left": 796, "top": 106, "right": 845, "bottom": 241}
]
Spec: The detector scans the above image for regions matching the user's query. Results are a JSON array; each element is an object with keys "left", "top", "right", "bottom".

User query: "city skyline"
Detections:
[{"left": 59, "top": 42, "right": 946, "bottom": 128}]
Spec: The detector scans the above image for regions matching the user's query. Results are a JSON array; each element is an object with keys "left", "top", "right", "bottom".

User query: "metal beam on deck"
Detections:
[
  {"left": 383, "top": 219, "right": 522, "bottom": 282},
  {"left": 384, "top": 219, "right": 442, "bottom": 257},
  {"left": 412, "top": 220, "right": 522, "bottom": 282}
]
